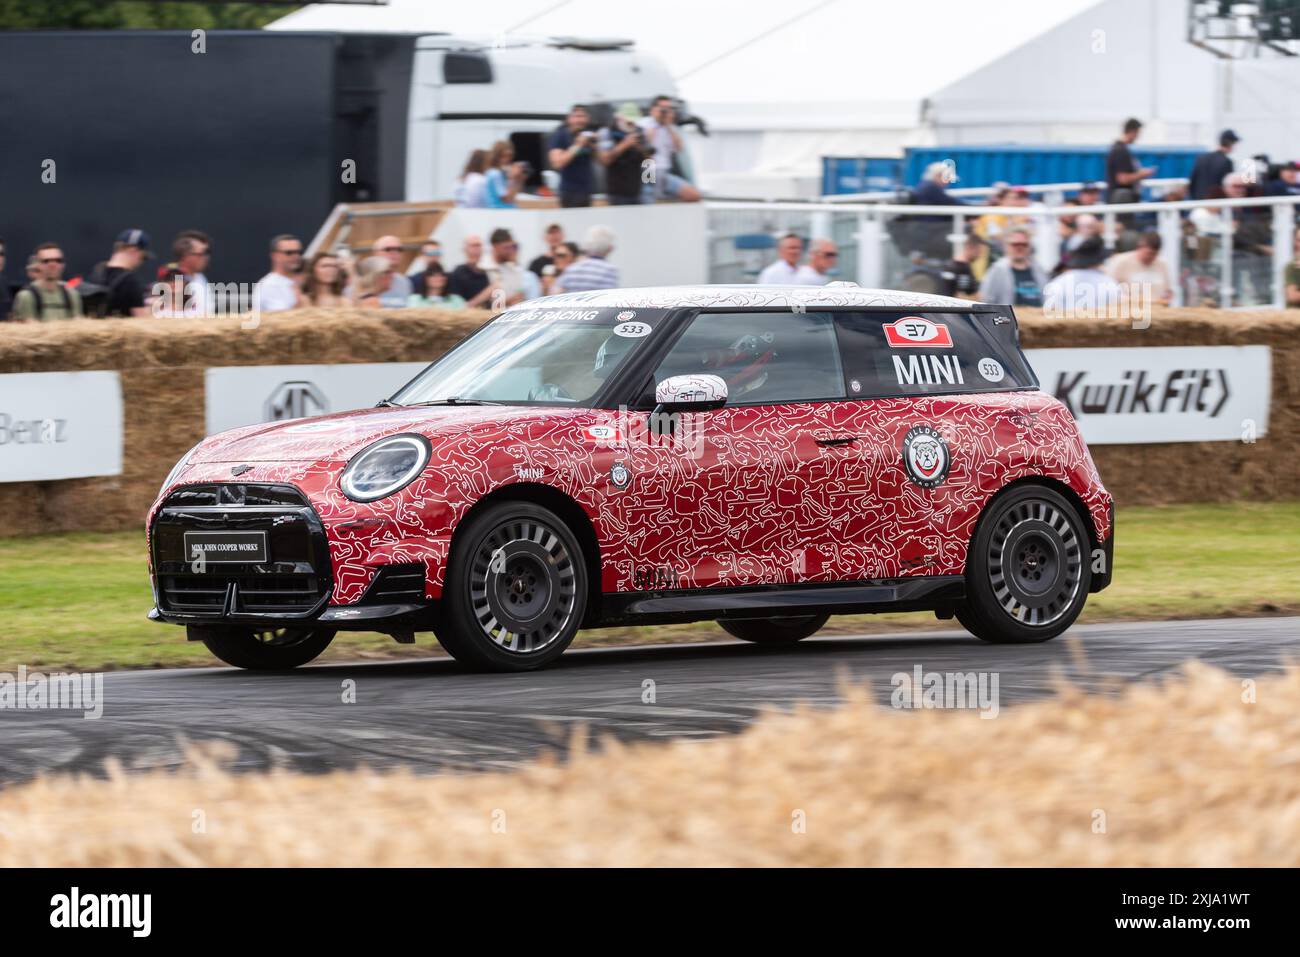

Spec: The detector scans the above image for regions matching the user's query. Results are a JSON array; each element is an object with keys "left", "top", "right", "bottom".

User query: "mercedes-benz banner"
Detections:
[{"left": 0, "top": 371, "right": 125, "bottom": 482}]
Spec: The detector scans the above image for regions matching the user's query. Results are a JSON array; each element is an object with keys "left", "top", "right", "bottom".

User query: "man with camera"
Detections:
[
  {"left": 637, "top": 96, "right": 702, "bottom": 203},
  {"left": 547, "top": 104, "right": 598, "bottom": 208},
  {"left": 598, "top": 102, "right": 653, "bottom": 206}
]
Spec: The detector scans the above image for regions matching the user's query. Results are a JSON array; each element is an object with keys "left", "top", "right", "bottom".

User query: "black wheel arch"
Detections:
[
  {"left": 448, "top": 482, "right": 604, "bottom": 627},
  {"left": 970, "top": 475, "right": 1101, "bottom": 562}
]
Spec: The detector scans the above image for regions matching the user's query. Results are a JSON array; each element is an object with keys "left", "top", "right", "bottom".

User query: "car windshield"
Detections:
[{"left": 390, "top": 307, "right": 668, "bottom": 406}]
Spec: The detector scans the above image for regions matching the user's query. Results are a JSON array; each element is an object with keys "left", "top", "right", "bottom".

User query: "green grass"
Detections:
[{"left": 0, "top": 502, "right": 1296, "bottom": 672}]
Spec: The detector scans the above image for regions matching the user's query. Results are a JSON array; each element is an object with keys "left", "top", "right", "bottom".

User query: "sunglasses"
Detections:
[
  {"left": 378, "top": 246, "right": 401, "bottom": 253},
  {"left": 278, "top": 248, "right": 303, "bottom": 256},
  {"left": 40, "top": 257, "right": 64, "bottom": 264},
  {"left": 819, "top": 251, "right": 839, "bottom": 258},
  {"left": 1007, "top": 242, "right": 1030, "bottom": 248}
]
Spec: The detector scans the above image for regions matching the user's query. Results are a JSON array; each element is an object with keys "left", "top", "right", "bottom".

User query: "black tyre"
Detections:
[
  {"left": 436, "top": 501, "right": 587, "bottom": 672},
  {"left": 718, "top": 613, "right": 829, "bottom": 645},
  {"left": 958, "top": 484, "right": 1092, "bottom": 644},
  {"left": 189, "top": 625, "right": 335, "bottom": 670}
]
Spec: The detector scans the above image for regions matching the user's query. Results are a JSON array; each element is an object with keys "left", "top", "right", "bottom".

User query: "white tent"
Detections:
[
  {"left": 269, "top": 0, "right": 1097, "bottom": 194},
  {"left": 926, "top": 0, "right": 1219, "bottom": 146},
  {"left": 926, "top": 0, "right": 1300, "bottom": 169}
]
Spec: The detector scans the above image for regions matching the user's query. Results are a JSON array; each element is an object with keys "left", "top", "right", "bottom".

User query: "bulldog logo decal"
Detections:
[{"left": 901, "top": 425, "right": 951, "bottom": 489}]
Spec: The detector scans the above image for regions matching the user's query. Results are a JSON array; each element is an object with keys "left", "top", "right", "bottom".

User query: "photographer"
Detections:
[
  {"left": 546, "top": 104, "right": 598, "bottom": 208},
  {"left": 598, "top": 102, "right": 652, "bottom": 205},
  {"left": 637, "top": 96, "right": 701, "bottom": 203}
]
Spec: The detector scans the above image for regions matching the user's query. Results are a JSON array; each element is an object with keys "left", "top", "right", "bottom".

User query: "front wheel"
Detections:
[
  {"left": 435, "top": 501, "right": 588, "bottom": 672},
  {"left": 718, "top": 613, "right": 829, "bottom": 644},
  {"left": 189, "top": 625, "right": 335, "bottom": 670},
  {"left": 958, "top": 484, "right": 1092, "bottom": 644}
]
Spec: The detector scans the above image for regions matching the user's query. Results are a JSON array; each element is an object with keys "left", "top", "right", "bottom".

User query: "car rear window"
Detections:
[{"left": 833, "top": 311, "right": 1037, "bottom": 399}]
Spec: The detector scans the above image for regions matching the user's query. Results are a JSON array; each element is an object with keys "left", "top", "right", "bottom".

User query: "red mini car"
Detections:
[{"left": 147, "top": 285, "right": 1113, "bottom": 671}]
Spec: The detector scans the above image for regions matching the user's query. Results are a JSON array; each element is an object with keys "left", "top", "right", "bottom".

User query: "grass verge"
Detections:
[{"left": 0, "top": 501, "right": 1296, "bottom": 672}]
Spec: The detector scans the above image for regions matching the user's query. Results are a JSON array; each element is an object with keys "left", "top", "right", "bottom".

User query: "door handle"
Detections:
[{"left": 815, "top": 434, "right": 859, "bottom": 447}]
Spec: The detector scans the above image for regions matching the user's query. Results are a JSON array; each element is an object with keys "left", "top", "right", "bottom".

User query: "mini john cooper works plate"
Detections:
[
  {"left": 184, "top": 531, "right": 269, "bottom": 564},
  {"left": 901, "top": 425, "right": 951, "bottom": 489}
]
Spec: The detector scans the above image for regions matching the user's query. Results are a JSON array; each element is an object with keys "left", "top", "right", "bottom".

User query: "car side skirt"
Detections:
[{"left": 594, "top": 576, "right": 965, "bottom": 627}]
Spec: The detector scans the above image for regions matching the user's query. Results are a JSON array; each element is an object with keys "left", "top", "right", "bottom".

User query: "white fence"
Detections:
[{"left": 706, "top": 192, "right": 1300, "bottom": 309}]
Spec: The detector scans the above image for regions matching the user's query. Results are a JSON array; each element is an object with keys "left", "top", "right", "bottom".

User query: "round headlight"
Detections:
[
  {"left": 159, "top": 442, "right": 202, "bottom": 498},
  {"left": 341, "top": 434, "right": 430, "bottom": 502}
]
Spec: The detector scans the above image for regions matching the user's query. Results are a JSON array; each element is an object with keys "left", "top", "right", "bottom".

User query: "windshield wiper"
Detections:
[
  {"left": 408, "top": 397, "right": 507, "bottom": 407},
  {"left": 374, "top": 398, "right": 402, "bottom": 408}
]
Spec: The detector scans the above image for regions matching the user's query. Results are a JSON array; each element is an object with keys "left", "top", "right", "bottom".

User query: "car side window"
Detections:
[
  {"left": 834, "top": 311, "right": 1035, "bottom": 398},
  {"left": 652, "top": 311, "right": 846, "bottom": 405}
]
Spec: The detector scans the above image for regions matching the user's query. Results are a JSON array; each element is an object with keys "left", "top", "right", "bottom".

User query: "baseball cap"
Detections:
[
  {"left": 1080, "top": 181, "right": 1102, "bottom": 192},
  {"left": 615, "top": 101, "right": 642, "bottom": 122},
  {"left": 1220, "top": 129, "right": 1240, "bottom": 146},
  {"left": 116, "top": 228, "right": 151, "bottom": 253}
]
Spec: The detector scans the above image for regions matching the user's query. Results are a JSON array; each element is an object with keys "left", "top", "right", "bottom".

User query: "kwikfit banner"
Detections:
[{"left": 1024, "top": 346, "right": 1271, "bottom": 445}]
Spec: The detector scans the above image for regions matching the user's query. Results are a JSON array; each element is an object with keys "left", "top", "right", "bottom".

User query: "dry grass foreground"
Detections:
[{"left": 1, "top": 662, "right": 1296, "bottom": 866}]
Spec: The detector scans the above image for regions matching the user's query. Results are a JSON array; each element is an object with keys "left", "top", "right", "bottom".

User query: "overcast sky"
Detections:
[{"left": 271, "top": 0, "right": 1102, "bottom": 104}]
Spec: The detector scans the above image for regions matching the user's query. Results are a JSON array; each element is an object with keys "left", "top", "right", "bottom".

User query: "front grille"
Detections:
[
  {"left": 361, "top": 563, "right": 427, "bottom": 604},
  {"left": 151, "top": 483, "right": 332, "bottom": 619},
  {"left": 163, "top": 484, "right": 310, "bottom": 508},
  {"left": 160, "top": 574, "right": 324, "bottom": 612}
]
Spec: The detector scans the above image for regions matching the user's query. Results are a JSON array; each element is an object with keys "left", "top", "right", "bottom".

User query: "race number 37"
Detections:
[{"left": 883, "top": 317, "right": 953, "bottom": 348}]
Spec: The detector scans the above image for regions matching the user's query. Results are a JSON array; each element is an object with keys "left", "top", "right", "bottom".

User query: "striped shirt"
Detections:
[{"left": 555, "top": 255, "right": 619, "bottom": 293}]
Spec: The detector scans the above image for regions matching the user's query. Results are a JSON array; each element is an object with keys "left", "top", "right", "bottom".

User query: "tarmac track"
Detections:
[{"left": 1, "top": 616, "right": 1296, "bottom": 785}]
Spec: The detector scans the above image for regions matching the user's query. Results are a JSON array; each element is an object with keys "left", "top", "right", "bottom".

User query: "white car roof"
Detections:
[{"left": 534, "top": 284, "right": 984, "bottom": 310}]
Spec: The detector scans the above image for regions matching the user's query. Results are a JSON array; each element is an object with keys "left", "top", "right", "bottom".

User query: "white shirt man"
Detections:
[
  {"left": 372, "top": 235, "right": 413, "bottom": 308},
  {"left": 1043, "top": 238, "right": 1124, "bottom": 315},
  {"left": 257, "top": 272, "right": 300, "bottom": 312},
  {"left": 757, "top": 234, "right": 823, "bottom": 285},
  {"left": 256, "top": 234, "right": 305, "bottom": 313}
]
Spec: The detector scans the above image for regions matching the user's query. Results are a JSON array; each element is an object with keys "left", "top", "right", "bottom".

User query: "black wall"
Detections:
[{"left": 0, "top": 31, "right": 347, "bottom": 288}]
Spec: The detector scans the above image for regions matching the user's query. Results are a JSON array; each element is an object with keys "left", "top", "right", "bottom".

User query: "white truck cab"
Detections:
[{"left": 404, "top": 35, "right": 701, "bottom": 201}]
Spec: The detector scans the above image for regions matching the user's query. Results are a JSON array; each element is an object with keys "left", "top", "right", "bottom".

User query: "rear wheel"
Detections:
[
  {"left": 718, "top": 613, "right": 829, "bottom": 645},
  {"left": 189, "top": 625, "right": 335, "bottom": 670},
  {"left": 958, "top": 484, "right": 1091, "bottom": 644},
  {"left": 436, "top": 501, "right": 587, "bottom": 672}
]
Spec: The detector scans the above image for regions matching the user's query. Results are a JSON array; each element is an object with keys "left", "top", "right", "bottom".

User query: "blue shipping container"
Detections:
[
  {"left": 899, "top": 144, "right": 1202, "bottom": 193},
  {"left": 821, "top": 156, "right": 904, "bottom": 195}
]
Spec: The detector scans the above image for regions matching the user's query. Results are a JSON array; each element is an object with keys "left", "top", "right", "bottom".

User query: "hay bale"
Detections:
[{"left": 1, "top": 306, "right": 1297, "bottom": 531}]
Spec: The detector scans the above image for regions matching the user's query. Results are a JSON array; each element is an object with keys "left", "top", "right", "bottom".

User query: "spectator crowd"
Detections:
[
  {"left": 453, "top": 97, "right": 701, "bottom": 210},
  {"left": 751, "top": 117, "right": 1300, "bottom": 310},
  {"left": 7, "top": 115, "right": 1300, "bottom": 322},
  {"left": 0, "top": 221, "right": 625, "bottom": 322}
]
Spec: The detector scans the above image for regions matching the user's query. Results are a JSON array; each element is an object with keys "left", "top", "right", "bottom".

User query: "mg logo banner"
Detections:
[
  {"left": 264, "top": 380, "right": 328, "bottom": 422},
  {"left": 205, "top": 363, "right": 427, "bottom": 435}
]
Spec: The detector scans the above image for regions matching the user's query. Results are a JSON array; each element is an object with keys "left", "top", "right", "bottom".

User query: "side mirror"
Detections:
[{"left": 654, "top": 374, "right": 728, "bottom": 413}]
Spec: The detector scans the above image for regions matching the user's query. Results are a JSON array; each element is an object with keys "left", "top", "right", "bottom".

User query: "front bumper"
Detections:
[{"left": 148, "top": 483, "right": 438, "bottom": 631}]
